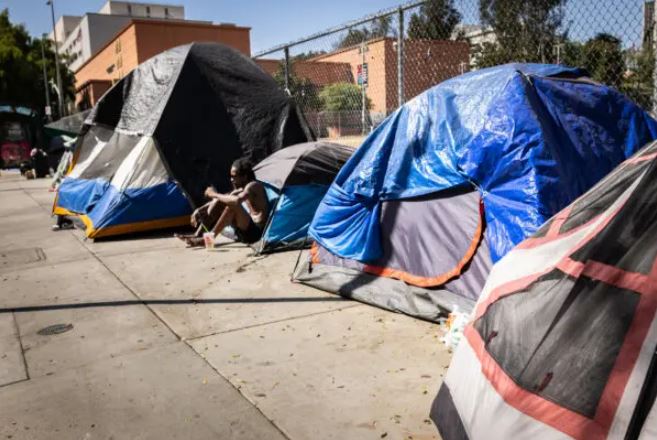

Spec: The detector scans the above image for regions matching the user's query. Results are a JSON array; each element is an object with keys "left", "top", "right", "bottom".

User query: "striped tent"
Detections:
[{"left": 432, "top": 140, "right": 657, "bottom": 439}]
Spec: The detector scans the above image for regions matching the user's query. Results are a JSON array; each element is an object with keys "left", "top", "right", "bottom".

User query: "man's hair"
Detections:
[{"left": 231, "top": 158, "right": 255, "bottom": 181}]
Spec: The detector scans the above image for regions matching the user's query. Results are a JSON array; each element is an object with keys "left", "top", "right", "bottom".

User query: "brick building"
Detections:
[
  {"left": 258, "top": 38, "right": 469, "bottom": 116},
  {"left": 312, "top": 38, "right": 469, "bottom": 114},
  {"left": 50, "top": 1, "right": 187, "bottom": 72},
  {"left": 74, "top": 19, "right": 251, "bottom": 109}
]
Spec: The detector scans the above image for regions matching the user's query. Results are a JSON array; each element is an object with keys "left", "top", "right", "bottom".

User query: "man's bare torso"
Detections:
[{"left": 241, "top": 181, "right": 269, "bottom": 227}]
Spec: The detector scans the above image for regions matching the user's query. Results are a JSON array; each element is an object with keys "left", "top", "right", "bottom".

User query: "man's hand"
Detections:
[{"left": 204, "top": 186, "right": 219, "bottom": 199}]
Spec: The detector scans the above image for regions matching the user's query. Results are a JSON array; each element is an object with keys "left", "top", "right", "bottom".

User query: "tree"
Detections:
[
  {"left": 336, "top": 28, "right": 370, "bottom": 49},
  {"left": 476, "top": 0, "right": 567, "bottom": 67},
  {"left": 621, "top": 46, "right": 653, "bottom": 109},
  {"left": 292, "top": 50, "right": 327, "bottom": 61},
  {"left": 319, "top": 82, "right": 371, "bottom": 112},
  {"left": 0, "top": 9, "right": 74, "bottom": 119},
  {"left": 371, "top": 15, "right": 395, "bottom": 39},
  {"left": 335, "top": 15, "right": 396, "bottom": 49},
  {"left": 557, "top": 34, "right": 625, "bottom": 89},
  {"left": 272, "top": 62, "right": 321, "bottom": 111},
  {"left": 580, "top": 33, "right": 625, "bottom": 88},
  {"left": 407, "top": 0, "right": 461, "bottom": 40}
]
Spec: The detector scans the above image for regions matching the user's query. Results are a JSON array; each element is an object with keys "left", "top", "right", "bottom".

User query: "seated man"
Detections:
[{"left": 178, "top": 158, "right": 269, "bottom": 247}]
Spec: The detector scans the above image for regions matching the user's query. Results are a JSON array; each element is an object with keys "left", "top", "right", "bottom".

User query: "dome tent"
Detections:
[
  {"left": 252, "top": 141, "right": 353, "bottom": 254},
  {"left": 432, "top": 140, "right": 657, "bottom": 440},
  {"left": 53, "top": 42, "right": 313, "bottom": 238},
  {"left": 293, "top": 63, "right": 657, "bottom": 321}
]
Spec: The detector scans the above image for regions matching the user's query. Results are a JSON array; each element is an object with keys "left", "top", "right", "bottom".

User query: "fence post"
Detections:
[
  {"left": 397, "top": 6, "right": 405, "bottom": 108},
  {"left": 643, "top": 8, "right": 657, "bottom": 116},
  {"left": 361, "top": 41, "right": 367, "bottom": 135},
  {"left": 653, "top": 11, "right": 657, "bottom": 115},
  {"left": 284, "top": 46, "right": 291, "bottom": 95}
]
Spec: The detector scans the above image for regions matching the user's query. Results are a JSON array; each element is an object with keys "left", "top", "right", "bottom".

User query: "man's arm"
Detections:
[{"left": 204, "top": 186, "right": 247, "bottom": 206}]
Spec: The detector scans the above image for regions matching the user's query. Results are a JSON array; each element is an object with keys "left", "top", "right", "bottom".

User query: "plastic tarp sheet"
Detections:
[
  {"left": 309, "top": 63, "right": 657, "bottom": 263},
  {"left": 262, "top": 184, "right": 328, "bottom": 249}
]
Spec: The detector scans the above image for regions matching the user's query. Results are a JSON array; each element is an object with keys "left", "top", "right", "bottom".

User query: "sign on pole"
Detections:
[{"left": 357, "top": 63, "right": 368, "bottom": 86}]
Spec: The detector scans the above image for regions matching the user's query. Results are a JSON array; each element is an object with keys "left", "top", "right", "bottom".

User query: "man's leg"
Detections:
[{"left": 177, "top": 200, "right": 221, "bottom": 242}]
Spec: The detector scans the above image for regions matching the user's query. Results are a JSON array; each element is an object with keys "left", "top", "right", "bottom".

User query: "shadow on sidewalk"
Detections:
[{"left": 1, "top": 296, "right": 350, "bottom": 313}]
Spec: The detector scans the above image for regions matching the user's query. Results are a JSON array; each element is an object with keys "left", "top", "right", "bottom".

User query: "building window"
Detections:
[
  {"left": 165, "top": 7, "right": 169, "bottom": 18},
  {"left": 127, "top": 4, "right": 132, "bottom": 15},
  {"left": 106, "top": 64, "right": 115, "bottom": 74},
  {"left": 146, "top": 6, "right": 150, "bottom": 16}
]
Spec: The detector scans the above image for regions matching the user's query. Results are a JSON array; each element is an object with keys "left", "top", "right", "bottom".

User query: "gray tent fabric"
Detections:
[
  {"left": 431, "top": 141, "right": 657, "bottom": 439},
  {"left": 254, "top": 141, "right": 354, "bottom": 189},
  {"left": 294, "top": 187, "right": 493, "bottom": 318},
  {"left": 45, "top": 110, "right": 91, "bottom": 135},
  {"left": 85, "top": 42, "right": 313, "bottom": 206}
]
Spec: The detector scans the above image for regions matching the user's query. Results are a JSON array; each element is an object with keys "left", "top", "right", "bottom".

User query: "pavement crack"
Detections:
[{"left": 12, "top": 312, "right": 30, "bottom": 381}]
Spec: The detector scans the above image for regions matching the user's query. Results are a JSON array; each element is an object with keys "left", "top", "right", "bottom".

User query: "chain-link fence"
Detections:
[{"left": 253, "top": 0, "right": 655, "bottom": 145}]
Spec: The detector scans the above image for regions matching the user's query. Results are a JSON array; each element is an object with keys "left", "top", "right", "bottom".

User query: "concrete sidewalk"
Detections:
[{"left": 0, "top": 172, "right": 449, "bottom": 440}]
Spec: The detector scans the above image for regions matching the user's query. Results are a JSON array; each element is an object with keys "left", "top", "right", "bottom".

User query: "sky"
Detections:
[
  {"left": 0, "top": 0, "right": 647, "bottom": 54},
  {"left": 1, "top": 0, "right": 403, "bottom": 54}
]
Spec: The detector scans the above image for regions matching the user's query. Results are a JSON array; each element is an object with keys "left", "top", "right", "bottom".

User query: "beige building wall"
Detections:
[
  {"left": 313, "top": 39, "right": 389, "bottom": 114},
  {"left": 313, "top": 38, "right": 470, "bottom": 114},
  {"left": 74, "top": 20, "right": 251, "bottom": 108},
  {"left": 135, "top": 21, "right": 250, "bottom": 63}
]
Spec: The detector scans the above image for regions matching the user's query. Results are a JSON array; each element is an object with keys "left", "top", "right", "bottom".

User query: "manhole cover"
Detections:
[
  {"left": 0, "top": 248, "right": 46, "bottom": 269},
  {"left": 37, "top": 323, "right": 74, "bottom": 336}
]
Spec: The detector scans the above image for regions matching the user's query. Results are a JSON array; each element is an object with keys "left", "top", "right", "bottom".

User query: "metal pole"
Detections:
[
  {"left": 40, "top": 37, "right": 52, "bottom": 122},
  {"left": 283, "top": 46, "right": 291, "bottom": 95},
  {"left": 48, "top": 0, "right": 65, "bottom": 118},
  {"left": 397, "top": 6, "right": 404, "bottom": 108},
  {"left": 361, "top": 41, "right": 367, "bottom": 135},
  {"left": 653, "top": 9, "right": 657, "bottom": 115}
]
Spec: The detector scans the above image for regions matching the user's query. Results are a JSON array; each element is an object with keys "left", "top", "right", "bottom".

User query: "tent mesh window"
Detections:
[{"left": 473, "top": 269, "right": 640, "bottom": 418}]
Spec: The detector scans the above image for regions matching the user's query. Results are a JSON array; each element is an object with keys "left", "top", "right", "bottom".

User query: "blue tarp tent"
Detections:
[{"left": 295, "top": 63, "right": 657, "bottom": 320}]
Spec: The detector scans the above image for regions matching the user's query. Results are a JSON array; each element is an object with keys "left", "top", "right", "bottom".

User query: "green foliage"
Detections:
[
  {"left": 319, "top": 82, "right": 371, "bottom": 111},
  {"left": 476, "top": 0, "right": 567, "bottom": 67},
  {"left": 272, "top": 62, "right": 322, "bottom": 111},
  {"left": 0, "top": 8, "right": 74, "bottom": 118},
  {"left": 292, "top": 50, "right": 327, "bottom": 61},
  {"left": 336, "top": 15, "right": 395, "bottom": 49},
  {"left": 581, "top": 34, "right": 625, "bottom": 88},
  {"left": 337, "top": 28, "right": 369, "bottom": 49},
  {"left": 621, "top": 47, "right": 654, "bottom": 109},
  {"left": 407, "top": 0, "right": 462, "bottom": 40},
  {"left": 557, "top": 34, "right": 625, "bottom": 88}
]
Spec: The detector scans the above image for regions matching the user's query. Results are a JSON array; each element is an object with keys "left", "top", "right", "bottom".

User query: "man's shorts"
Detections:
[{"left": 234, "top": 219, "right": 263, "bottom": 244}]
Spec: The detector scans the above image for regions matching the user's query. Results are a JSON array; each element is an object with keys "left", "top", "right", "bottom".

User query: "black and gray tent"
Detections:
[
  {"left": 252, "top": 141, "right": 353, "bottom": 253},
  {"left": 54, "top": 42, "right": 313, "bottom": 238}
]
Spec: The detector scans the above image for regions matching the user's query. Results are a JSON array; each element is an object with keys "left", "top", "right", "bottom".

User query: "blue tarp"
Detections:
[
  {"left": 310, "top": 63, "right": 657, "bottom": 263},
  {"left": 57, "top": 177, "right": 191, "bottom": 233},
  {"left": 262, "top": 184, "right": 328, "bottom": 247}
]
